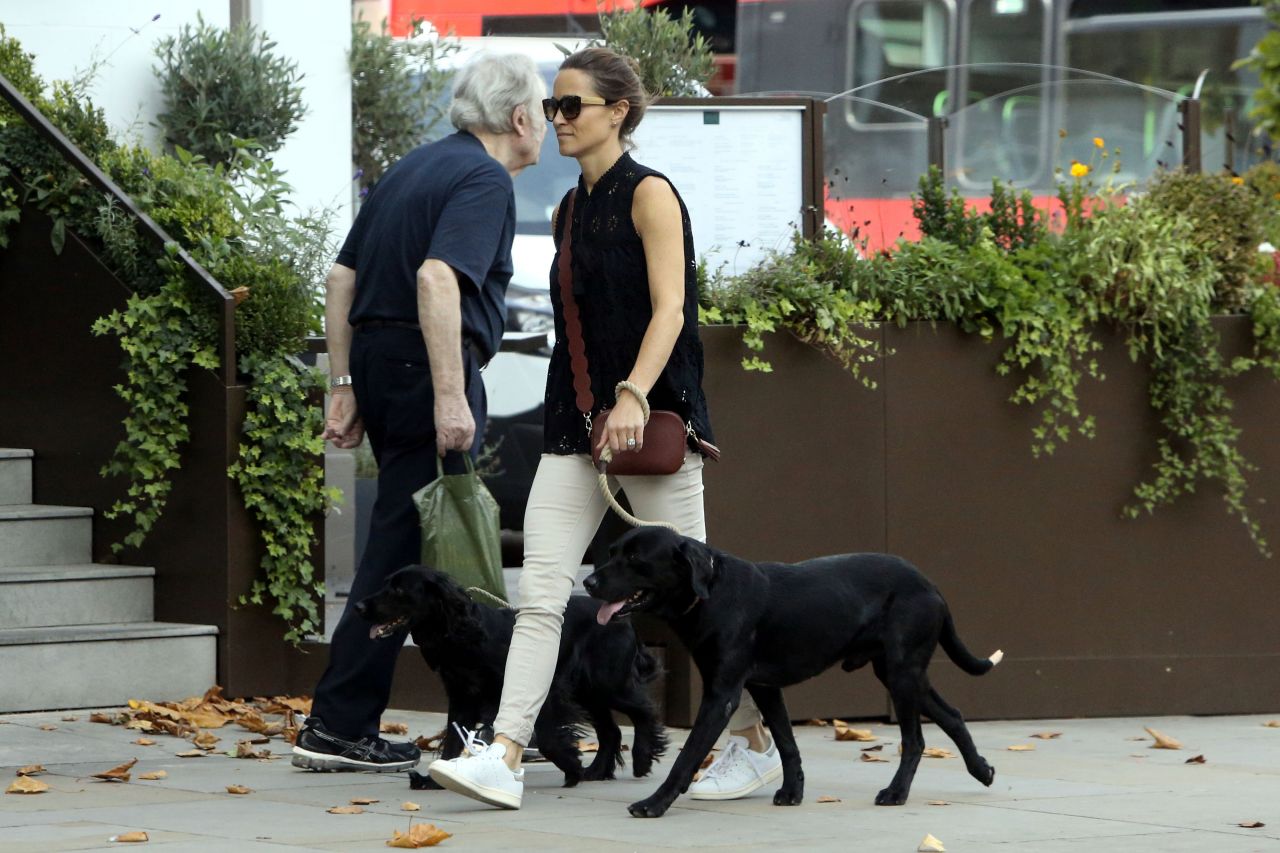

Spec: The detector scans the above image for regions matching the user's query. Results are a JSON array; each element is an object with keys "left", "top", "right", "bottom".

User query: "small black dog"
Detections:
[
  {"left": 583, "top": 527, "right": 1003, "bottom": 818},
  {"left": 356, "top": 564, "right": 667, "bottom": 787}
]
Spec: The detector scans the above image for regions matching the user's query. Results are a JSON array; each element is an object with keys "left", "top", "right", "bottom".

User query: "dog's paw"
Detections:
[
  {"left": 561, "top": 771, "right": 582, "bottom": 788},
  {"left": 407, "top": 770, "right": 443, "bottom": 791},
  {"left": 977, "top": 762, "right": 995, "bottom": 787},
  {"left": 874, "top": 787, "right": 908, "bottom": 806},
  {"left": 631, "top": 750, "right": 654, "bottom": 778},
  {"left": 773, "top": 787, "right": 803, "bottom": 806},
  {"left": 628, "top": 796, "right": 671, "bottom": 818},
  {"left": 582, "top": 763, "right": 616, "bottom": 782}
]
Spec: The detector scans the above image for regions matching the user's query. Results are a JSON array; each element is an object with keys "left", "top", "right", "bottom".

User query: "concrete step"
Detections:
[
  {"left": 0, "top": 448, "right": 34, "bottom": 505},
  {"left": 0, "top": 504, "right": 93, "bottom": 567},
  {"left": 0, "top": 564, "right": 154, "bottom": 629},
  {"left": 0, "top": 622, "right": 219, "bottom": 713}
]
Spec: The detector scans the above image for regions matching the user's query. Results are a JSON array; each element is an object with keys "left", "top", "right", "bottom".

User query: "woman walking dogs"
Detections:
[{"left": 427, "top": 47, "right": 778, "bottom": 811}]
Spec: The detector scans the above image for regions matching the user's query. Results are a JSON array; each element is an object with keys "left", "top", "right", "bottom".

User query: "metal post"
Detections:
[
  {"left": 1224, "top": 107, "right": 1237, "bottom": 173},
  {"left": 1180, "top": 98, "right": 1201, "bottom": 174},
  {"left": 927, "top": 116, "right": 947, "bottom": 176}
]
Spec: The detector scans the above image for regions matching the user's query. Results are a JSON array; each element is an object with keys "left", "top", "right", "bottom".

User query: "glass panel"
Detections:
[
  {"left": 1064, "top": 18, "right": 1266, "bottom": 172},
  {"left": 946, "top": 76, "right": 1182, "bottom": 197},
  {"left": 847, "top": 0, "right": 952, "bottom": 125}
]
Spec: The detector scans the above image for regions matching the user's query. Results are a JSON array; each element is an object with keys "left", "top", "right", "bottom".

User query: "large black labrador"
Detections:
[
  {"left": 357, "top": 564, "right": 667, "bottom": 787},
  {"left": 583, "top": 527, "right": 1003, "bottom": 818}
]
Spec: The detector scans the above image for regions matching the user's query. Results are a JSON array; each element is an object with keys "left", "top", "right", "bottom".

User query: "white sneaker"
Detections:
[
  {"left": 427, "top": 725, "right": 524, "bottom": 809},
  {"left": 687, "top": 735, "right": 783, "bottom": 800}
]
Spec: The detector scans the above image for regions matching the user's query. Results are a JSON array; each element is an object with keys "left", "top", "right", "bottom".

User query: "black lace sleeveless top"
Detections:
[{"left": 543, "top": 152, "right": 715, "bottom": 455}]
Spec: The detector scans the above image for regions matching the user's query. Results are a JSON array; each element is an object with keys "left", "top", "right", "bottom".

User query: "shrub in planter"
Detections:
[
  {"left": 350, "top": 17, "right": 457, "bottom": 192},
  {"left": 154, "top": 14, "right": 305, "bottom": 167}
]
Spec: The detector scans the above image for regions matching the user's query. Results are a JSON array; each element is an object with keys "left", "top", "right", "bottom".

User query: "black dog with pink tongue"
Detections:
[{"left": 583, "top": 526, "right": 1003, "bottom": 818}]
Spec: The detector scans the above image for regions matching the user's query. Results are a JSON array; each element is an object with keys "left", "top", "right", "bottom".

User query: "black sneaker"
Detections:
[{"left": 291, "top": 717, "right": 421, "bottom": 772}]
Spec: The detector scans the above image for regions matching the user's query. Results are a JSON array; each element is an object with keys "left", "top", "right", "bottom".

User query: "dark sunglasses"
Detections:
[{"left": 542, "top": 94, "right": 616, "bottom": 121}]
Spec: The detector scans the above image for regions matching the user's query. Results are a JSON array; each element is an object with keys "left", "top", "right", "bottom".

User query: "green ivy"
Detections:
[{"left": 230, "top": 353, "right": 336, "bottom": 643}]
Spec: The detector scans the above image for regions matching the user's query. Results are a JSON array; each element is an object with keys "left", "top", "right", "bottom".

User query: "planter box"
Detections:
[{"left": 687, "top": 322, "right": 1280, "bottom": 722}]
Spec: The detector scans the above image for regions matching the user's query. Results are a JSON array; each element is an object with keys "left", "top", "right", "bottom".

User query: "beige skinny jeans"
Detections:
[{"left": 492, "top": 452, "right": 760, "bottom": 745}]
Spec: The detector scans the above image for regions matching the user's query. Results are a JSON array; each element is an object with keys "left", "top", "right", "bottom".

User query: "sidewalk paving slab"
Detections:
[{"left": 3, "top": 709, "right": 1278, "bottom": 852}]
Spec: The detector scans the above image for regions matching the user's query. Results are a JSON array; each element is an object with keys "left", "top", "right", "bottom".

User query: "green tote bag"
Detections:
[{"left": 411, "top": 454, "right": 508, "bottom": 604}]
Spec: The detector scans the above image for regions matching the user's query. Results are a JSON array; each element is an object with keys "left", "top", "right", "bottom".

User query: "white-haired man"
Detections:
[{"left": 293, "top": 53, "right": 546, "bottom": 772}]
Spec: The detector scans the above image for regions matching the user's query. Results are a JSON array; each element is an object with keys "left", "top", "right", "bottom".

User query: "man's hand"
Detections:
[
  {"left": 434, "top": 392, "right": 476, "bottom": 457},
  {"left": 323, "top": 391, "right": 364, "bottom": 449}
]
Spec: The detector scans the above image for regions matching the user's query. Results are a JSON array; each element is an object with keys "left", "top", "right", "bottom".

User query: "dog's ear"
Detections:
[{"left": 676, "top": 540, "right": 717, "bottom": 600}]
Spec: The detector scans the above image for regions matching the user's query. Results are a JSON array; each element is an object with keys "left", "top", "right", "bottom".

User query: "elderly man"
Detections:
[{"left": 292, "top": 53, "right": 546, "bottom": 772}]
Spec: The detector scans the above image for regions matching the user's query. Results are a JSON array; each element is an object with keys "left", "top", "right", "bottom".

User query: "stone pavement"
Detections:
[{"left": 2, "top": 709, "right": 1278, "bottom": 852}]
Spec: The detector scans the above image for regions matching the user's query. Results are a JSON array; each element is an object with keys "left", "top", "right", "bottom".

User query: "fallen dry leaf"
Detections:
[
  {"left": 350, "top": 797, "right": 380, "bottom": 805},
  {"left": 139, "top": 771, "right": 167, "bottom": 780},
  {"left": 387, "top": 823, "right": 452, "bottom": 848},
  {"left": 577, "top": 740, "right": 599, "bottom": 753},
  {"left": 380, "top": 722, "right": 409, "bottom": 735},
  {"left": 16, "top": 765, "right": 45, "bottom": 776},
  {"left": 234, "top": 741, "right": 271, "bottom": 760},
  {"left": 175, "top": 750, "right": 205, "bottom": 758},
  {"left": 1263, "top": 721, "right": 1280, "bottom": 728},
  {"left": 90, "top": 712, "right": 115, "bottom": 724},
  {"left": 833, "top": 721, "right": 876, "bottom": 742},
  {"left": 860, "top": 752, "right": 888, "bottom": 763},
  {"left": 192, "top": 731, "right": 220, "bottom": 750},
  {"left": 61, "top": 715, "right": 78, "bottom": 722},
  {"left": 134, "top": 738, "right": 156, "bottom": 746},
  {"left": 1185, "top": 754, "right": 1207, "bottom": 764},
  {"left": 1145, "top": 727, "right": 1181, "bottom": 750},
  {"left": 1239, "top": 821, "right": 1265, "bottom": 828},
  {"left": 110, "top": 831, "right": 149, "bottom": 842},
  {"left": 928, "top": 800, "right": 950, "bottom": 806},
  {"left": 1007, "top": 744, "right": 1035, "bottom": 751},
  {"left": 402, "top": 802, "right": 421, "bottom": 811},
  {"left": 39, "top": 724, "right": 57, "bottom": 731},
  {"left": 918, "top": 833, "right": 946, "bottom": 852},
  {"left": 328, "top": 805, "right": 365, "bottom": 815},
  {"left": 805, "top": 719, "right": 830, "bottom": 727},
  {"left": 236, "top": 712, "right": 270, "bottom": 734},
  {"left": 816, "top": 795, "right": 841, "bottom": 803},
  {"left": 93, "top": 758, "right": 138, "bottom": 783},
  {"left": 125, "top": 720, "right": 154, "bottom": 732},
  {"left": 7, "top": 776, "right": 49, "bottom": 794},
  {"left": 415, "top": 730, "right": 446, "bottom": 752},
  {"left": 1030, "top": 731, "right": 1062, "bottom": 740},
  {"left": 861, "top": 744, "right": 884, "bottom": 752},
  {"left": 226, "top": 785, "right": 252, "bottom": 795},
  {"left": 923, "top": 747, "right": 955, "bottom": 759}
]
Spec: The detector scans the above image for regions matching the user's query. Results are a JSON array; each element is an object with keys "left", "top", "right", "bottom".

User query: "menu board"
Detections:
[{"left": 630, "top": 102, "right": 812, "bottom": 277}]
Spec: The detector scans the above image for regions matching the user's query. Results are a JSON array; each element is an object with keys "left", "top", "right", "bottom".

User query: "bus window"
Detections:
[
  {"left": 950, "top": 0, "right": 1052, "bottom": 185},
  {"left": 846, "top": 0, "right": 954, "bottom": 126},
  {"left": 1063, "top": 6, "right": 1266, "bottom": 174}
]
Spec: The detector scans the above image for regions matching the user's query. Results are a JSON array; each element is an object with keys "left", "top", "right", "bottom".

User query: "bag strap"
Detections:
[{"left": 556, "top": 188, "right": 594, "bottom": 428}]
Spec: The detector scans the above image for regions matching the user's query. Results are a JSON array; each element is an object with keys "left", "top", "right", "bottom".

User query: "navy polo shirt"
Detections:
[{"left": 338, "top": 131, "right": 515, "bottom": 363}]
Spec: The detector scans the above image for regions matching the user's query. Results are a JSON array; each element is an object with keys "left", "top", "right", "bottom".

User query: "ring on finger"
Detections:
[{"left": 626, "top": 436, "right": 637, "bottom": 448}]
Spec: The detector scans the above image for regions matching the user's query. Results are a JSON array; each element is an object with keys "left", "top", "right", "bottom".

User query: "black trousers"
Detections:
[{"left": 309, "top": 326, "right": 486, "bottom": 737}]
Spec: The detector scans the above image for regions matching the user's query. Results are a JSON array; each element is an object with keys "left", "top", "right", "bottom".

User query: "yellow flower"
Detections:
[
  {"left": 1231, "top": 176, "right": 1245, "bottom": 186},
  {"left": 1070, "top": 162, "right": 1090, "bottom": 178},
  {"left": 1093, "top": 137, "right": 1105, "bottom": 148}
]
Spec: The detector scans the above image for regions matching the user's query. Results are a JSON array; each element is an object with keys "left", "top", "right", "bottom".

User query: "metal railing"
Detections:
[{"left": 0, "top": 71, "right": 236, "bottom": 384}]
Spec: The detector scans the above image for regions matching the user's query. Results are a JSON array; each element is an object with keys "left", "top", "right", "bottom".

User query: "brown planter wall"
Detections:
[{"left": 695, "top": 322, "right": 1280, "bottom": 722}]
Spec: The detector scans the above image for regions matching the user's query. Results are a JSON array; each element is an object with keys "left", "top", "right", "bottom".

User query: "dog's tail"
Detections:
[
  {"left": 940, "top": 608, "right": 1003, "bottom": 676},
  {"left": 633, "top": 643, "right": 663, "bottom": 685}
]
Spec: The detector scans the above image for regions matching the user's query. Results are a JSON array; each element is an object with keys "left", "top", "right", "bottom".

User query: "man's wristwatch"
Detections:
[{"left": 330, "top": 375, "right": 353, "bottom": 390}]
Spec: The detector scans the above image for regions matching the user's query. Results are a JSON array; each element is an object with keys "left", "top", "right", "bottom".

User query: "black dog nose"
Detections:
[{"left": 582, "top": 574, "right": 598, "bottom": 595}]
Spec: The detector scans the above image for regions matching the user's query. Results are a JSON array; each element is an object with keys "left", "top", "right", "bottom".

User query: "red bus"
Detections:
[{"left": 735, "top": 0, "right": 1268, "bottom": 249}]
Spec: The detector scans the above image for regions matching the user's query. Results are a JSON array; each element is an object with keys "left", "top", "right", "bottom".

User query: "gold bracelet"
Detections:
[{"left": 614, "top": 380, "right": 650, "bottom": 423}]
